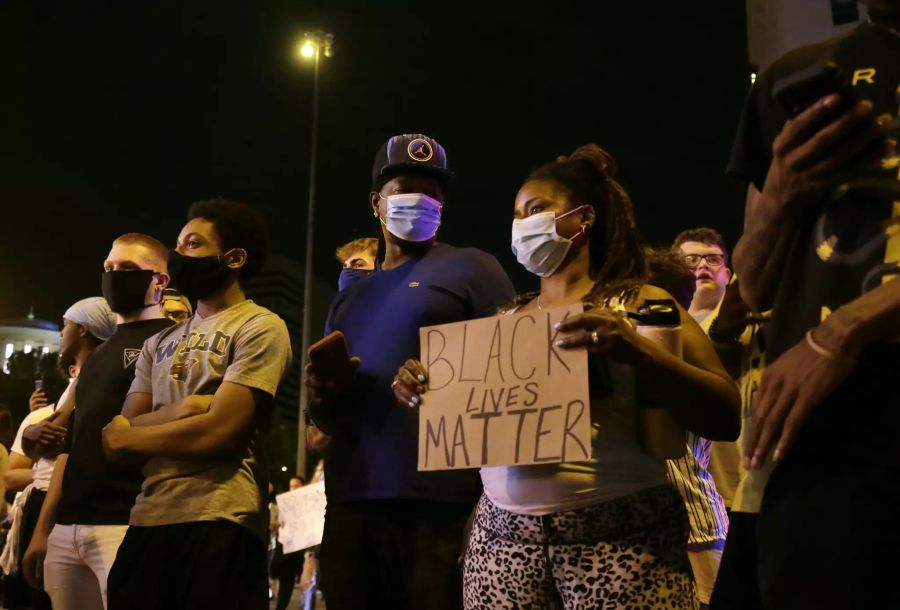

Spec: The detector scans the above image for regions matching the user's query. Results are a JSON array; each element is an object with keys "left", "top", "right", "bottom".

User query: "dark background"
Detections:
[{"left": 0, "top": 0, "right": 750, "bottom": 324}]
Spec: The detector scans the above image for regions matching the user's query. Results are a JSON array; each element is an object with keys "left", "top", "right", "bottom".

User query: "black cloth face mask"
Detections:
[
  {"left": 101, "top": 270, "right": 156, "bottom": 313},
  {"left": 167, "top": 250, "right": 233, "bottom": 301}
]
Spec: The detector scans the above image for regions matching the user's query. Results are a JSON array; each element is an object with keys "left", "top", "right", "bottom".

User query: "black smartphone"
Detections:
[{"left": 772, "top": 63, "right": 856, "bottom": 118}]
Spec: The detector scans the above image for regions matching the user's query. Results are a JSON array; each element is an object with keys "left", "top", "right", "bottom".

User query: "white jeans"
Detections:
[{"left": 44, "top": 524, "right": 129, "bottom": 610}]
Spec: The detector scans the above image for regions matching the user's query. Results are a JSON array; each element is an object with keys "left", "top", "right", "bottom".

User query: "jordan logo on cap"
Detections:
[{"left": 407, "top": 138, "right": 433, "bottom": 162}]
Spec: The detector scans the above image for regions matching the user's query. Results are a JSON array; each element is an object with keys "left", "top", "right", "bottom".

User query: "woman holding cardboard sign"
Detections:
[{"left": 396, "top": 144, "right": 740, "bottom": 609}]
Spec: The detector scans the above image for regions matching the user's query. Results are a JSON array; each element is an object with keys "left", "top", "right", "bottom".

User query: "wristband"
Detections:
[{"left": 805, "top": 329, "right": 857, "bottom": 365}]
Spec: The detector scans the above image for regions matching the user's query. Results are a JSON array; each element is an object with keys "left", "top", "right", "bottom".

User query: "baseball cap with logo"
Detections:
[{"left": 371, "top": 133, "right": 455, "bottom": 191}]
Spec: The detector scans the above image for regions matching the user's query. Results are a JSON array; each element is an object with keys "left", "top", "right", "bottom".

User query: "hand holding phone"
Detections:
[
  {"left": 305, "top": 332, "right": 359, "bottom": 421},
  {"left": 773, "top": 63, "right": 856, "bottom": 119},
  {"left": 764, "top": 63, "right": 891, "bottom": 214}
]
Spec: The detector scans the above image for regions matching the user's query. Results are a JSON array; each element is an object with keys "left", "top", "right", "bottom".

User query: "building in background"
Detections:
[
  {"left": 0, "top": 309, "right": 59, "bottom": 372},
  {"left": 244, "top": 253, "right": 335, "bottom": 481}
]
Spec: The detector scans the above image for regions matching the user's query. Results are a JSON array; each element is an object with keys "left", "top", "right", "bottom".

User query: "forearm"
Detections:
[
  {"left": 114, "top": 412, "right": 247, "bottom": 459},
  {"left": 637, "top": 348, "right": 741, "bottom": 441},
  {"left": 3, "top": 469, "right": 35, "bottom": 493},
  {"left": 23, "top": 439, "right": 64, "bottom": 461},
  {"left": 32, "top": 454, "right": 67, "bottom": 539},
  {"left": 732, "top": 191, "right": 800, "bottom": 311},
  {"left": 128, "top": 399, "right": 202, "bottom": 428},
  {"left": 815, "top": 278, "right": 900, "bottom": 354}
]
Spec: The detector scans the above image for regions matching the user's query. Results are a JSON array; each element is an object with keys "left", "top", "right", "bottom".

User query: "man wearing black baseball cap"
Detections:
[{"left": 306, "top": 133, "right": 515, "bottom": 610}]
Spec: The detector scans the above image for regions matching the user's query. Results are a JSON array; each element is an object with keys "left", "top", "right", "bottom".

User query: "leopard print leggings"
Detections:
[{"left": 463, "top": 486, "right": 698, "bottom": 609}]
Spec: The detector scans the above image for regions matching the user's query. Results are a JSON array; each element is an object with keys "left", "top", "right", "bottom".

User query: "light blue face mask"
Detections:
[
  {"left": 510, "top": 207, "right": 583, "bottom": 277},
  {"left": 379, "top": 193, "right": 442, "bottom": 242}
]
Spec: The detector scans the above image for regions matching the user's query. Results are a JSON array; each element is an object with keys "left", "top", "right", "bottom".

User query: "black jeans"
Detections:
[
  {"left": 108, "top": 521, "right": 268, "bottom": 610},
  {"left": 319, "top": 500, "right": 472, "bottom": 610}
]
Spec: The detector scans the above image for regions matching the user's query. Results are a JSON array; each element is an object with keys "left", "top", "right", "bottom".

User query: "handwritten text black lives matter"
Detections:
[{"left": 417, "top": 304, "right": 591, "bottom": 471}]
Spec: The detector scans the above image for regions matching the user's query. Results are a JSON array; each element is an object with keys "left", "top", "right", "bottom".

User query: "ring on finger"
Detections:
[{"left": 591, "top": 330, "right": 600, "bottom": 345}]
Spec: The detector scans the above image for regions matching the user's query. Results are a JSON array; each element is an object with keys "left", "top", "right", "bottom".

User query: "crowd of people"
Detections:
[{"left": 0, "top": 3, "right": 897, "bottom": 609}]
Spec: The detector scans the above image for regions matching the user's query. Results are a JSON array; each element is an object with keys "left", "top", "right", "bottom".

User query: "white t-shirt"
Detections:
[{"left": 11, "top": 405, "right": 56, "bottom": 491}]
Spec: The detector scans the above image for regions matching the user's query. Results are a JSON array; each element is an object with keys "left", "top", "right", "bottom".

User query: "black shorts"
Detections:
[{"left": 107, "top": 521, "right": 268, "bottom": 610}]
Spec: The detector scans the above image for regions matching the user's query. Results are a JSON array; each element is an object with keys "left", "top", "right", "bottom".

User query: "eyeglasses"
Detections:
[{"left": 682, "top": 253, "right": 726, "bottom": 269}]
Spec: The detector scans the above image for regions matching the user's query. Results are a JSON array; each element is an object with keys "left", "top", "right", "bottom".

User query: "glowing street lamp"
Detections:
[{"left": 295, "top": 31, "right": 334, "bottom": 477}]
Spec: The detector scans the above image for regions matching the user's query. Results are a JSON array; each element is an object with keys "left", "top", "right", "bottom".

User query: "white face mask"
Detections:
[
  {"left": 511, "top": 207, "right": 583, "bottom": 277},
  {"left": 379, "top": 193, "right": 442, "bottom": 242}
]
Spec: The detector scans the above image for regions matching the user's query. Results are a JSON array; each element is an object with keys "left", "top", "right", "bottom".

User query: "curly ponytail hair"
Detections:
[{"left": 525, "top": 144, "right": 648, "bottom": 305}]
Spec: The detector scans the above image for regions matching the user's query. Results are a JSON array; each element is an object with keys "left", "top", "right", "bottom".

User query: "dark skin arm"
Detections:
[
  {"left": 306, "top": 421, "right": 331, "bottom": 457},
  {"left": 707, "top": 279, "right": 753, "bottom": 379},
  {"left": 103, "top": 382, "right": 270, "bottom": 460},
  {"left": 304, "top": 357, "right": 361, "bottom": 435},
  {"left": 745, "top": 277, "right": 900, "bottom": 468},
  {"left": 733, "top": 95, "right": 893, "bottom": 311},
  {"left": 121, "top": 392, "right": 214, "bottom": 427},
  {"left": 22, "top": 380, "right": 77, "bottom": 460}
]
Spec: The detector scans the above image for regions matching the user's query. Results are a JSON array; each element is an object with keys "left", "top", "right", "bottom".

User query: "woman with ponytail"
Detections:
[{"left": 461, "top": 145, "right": 740, "bottom": 609}]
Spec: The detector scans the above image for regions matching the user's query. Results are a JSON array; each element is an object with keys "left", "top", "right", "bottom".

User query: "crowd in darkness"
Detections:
[{"left": 0, "top": 2, "right": 897, "bottom": 609}]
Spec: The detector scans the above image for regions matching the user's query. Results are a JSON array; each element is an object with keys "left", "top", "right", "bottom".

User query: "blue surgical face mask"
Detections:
[
  {"left": 379, "top": 193, "right": 442, "bottom": 242},
  {"left": 337, "top": 267, "right": 374, "bottom": 291},
  {"left": 510, "top": 207, "right": 584, "bottom": 277}
]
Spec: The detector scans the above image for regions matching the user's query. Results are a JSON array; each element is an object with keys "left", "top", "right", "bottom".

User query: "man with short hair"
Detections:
[
  {"left": 4, "top": 297, "right": 114, "bottom": 610},
  {"left": 674, "top": 228, "right": 731, "bottom": 327},
  {"left": 22, "top": 234, "right": 173, "bottom": 610},
  {"left": 335, "top": 237, "right": 378, "bottom": 292},
  {"left": 336, "top": 237, "right": 378, "bottom": 270},
  {"left": 306, "top": 134, "right": 515, "bottom": 610},
  {"left": 102, "top": 199, "right": 292, "bottom": 610}
]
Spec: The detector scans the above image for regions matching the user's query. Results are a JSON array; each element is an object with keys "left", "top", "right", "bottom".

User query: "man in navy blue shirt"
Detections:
[{"left": 307, "top": 134, "right": 515, "bottom": 610}]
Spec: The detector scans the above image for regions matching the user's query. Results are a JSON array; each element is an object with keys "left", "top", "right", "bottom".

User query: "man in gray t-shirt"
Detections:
[{"left": 102, "top": 199, "right": 292, "bottom": 610}]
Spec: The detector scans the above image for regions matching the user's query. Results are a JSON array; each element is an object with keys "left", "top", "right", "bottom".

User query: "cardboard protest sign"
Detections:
[
  {"left": 417, "top": 304, "right": 590, "bottom": 471},
  {"left": 276, "top": 481, "right": 326, "bottom": 553}
]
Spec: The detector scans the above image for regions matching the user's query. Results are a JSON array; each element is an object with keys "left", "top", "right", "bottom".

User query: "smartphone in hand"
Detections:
[
  {"left": 307, "top": 331, "right": 355, "bottom": 389},
  {"left": 773, "top": 63, "right": 856, "bottom": 118}
]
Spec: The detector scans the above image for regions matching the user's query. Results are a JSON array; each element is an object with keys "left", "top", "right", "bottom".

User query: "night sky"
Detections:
[{"left": 0, "top": 1, "right": 750, "bottom": 325}]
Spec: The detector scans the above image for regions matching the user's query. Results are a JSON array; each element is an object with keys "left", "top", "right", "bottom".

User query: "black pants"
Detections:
[
  {"left": 709, "top": 511, "right": 762, "bottom": 610},
  {"left": 319, "top": 500, "right": 472, "bottom": 610},
  {"left": 270, "top": 543, "right": 304, "bottom": 610},
  {"left": 756, "top": 358, "right": 900, "bottom": 610},
  {"left": 107, "top": 521, "right": 268, "bottom": 610},
  {"left": 3, "top": 489, "right": 51, "bottom": 610}
]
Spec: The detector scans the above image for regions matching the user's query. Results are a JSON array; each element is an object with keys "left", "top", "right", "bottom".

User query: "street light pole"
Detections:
[{"left": 296, "top": 31, "right": 332, "bottom": 478}]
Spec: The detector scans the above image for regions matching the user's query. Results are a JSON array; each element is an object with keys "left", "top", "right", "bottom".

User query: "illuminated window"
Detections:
[
  {"left": 42, "top": 346, "right": 50, "bottom": 354},
  {"left": 4, "top": 344, "right": 12, "bottom": 359},
  {"left": 23, "top": 344, "right": 33, "bottom": 354}
]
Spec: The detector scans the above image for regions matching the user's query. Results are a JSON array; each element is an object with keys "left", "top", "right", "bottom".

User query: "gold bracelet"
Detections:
[{"left": 805, "top": 329, "right": 857, "bottom": 365}]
